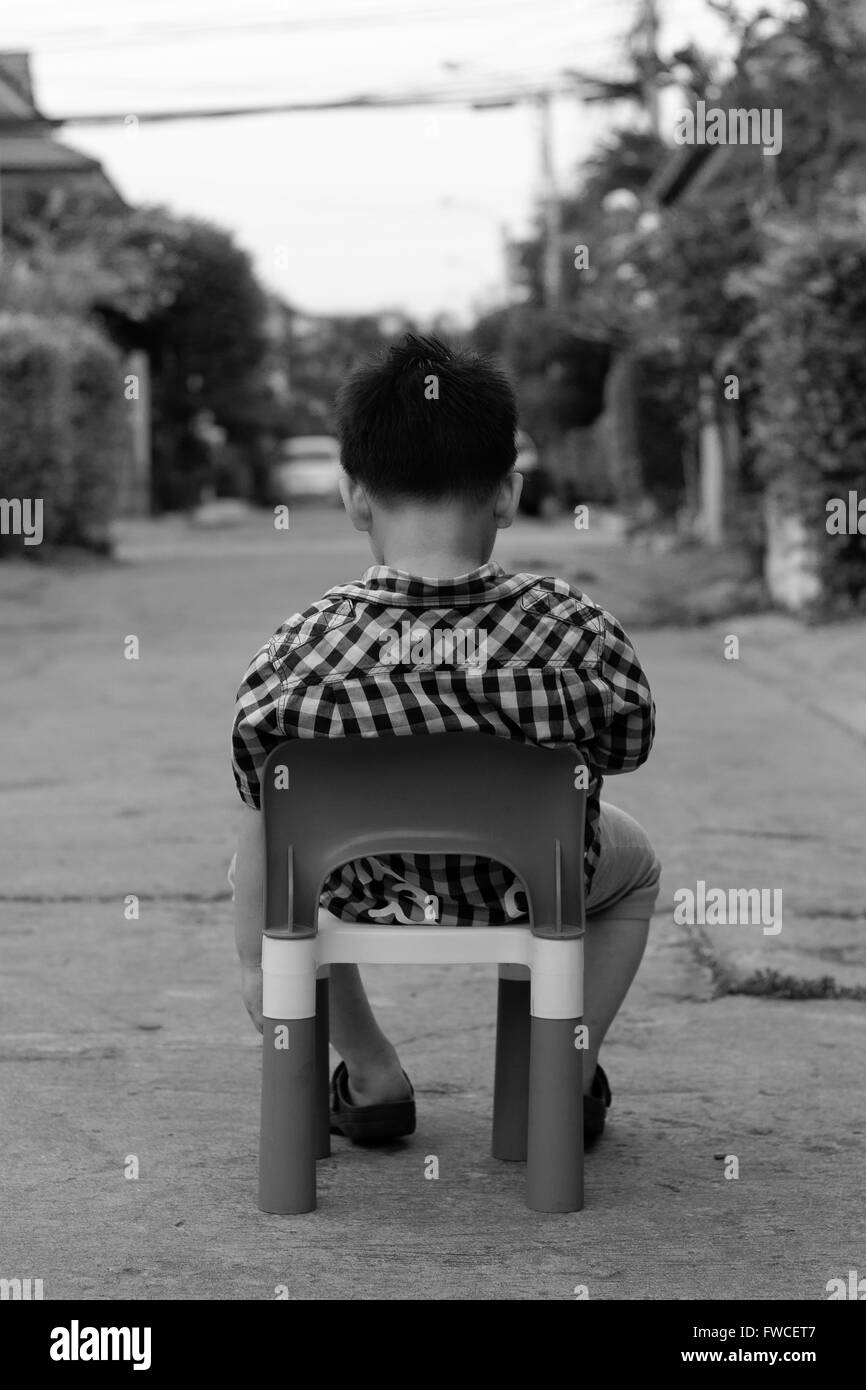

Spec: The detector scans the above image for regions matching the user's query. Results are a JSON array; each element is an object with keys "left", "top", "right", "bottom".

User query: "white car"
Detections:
[{"left": 272, "top": 436, "right": 343, "bottom": 503}]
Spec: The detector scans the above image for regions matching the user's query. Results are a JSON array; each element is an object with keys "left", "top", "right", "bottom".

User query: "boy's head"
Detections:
[
  {"left": 335, "top": 334, "right": 523, "bottom": 568},
  {"left": 336, "top": 333, "right": 517, "bottom": 503}
]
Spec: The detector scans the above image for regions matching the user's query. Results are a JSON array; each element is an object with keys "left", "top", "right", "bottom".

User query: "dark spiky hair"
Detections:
[{"left": 335, "top": 333, "right": 517, "bottom": 503}]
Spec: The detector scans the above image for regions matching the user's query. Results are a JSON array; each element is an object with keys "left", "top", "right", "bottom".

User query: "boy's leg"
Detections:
[
  {"left": 329, "top": 963, "right": 413, "bottom": 1105},
  {"left": 581, "top": 802, "right": 660, "bottom": 1086},
  {"left": 582, "top": 916, "right": 649, "bottom": 1086}
]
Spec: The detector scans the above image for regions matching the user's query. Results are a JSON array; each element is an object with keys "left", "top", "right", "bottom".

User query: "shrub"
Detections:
[
  {"left": 0, "top": 312, "right": 74, "bottom": 552},
  {"left": 0, "top": 312, "right": 126, "bottom": 555},
  {"left": 601, "top": 344, "right": 691, "bottom": 518},
  {"left": 65, "top": 325, "right": 126, "bottom": 549},
  {"left": 631, "top": 345, "right": 691, "bottom": 517},
  {"left": 739, "top": 217, "right": 866, "bottom": 611}
]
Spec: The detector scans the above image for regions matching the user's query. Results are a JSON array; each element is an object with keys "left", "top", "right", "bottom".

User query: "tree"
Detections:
[
  {"left": 100, "top": 209, "right": 270, "bottom": 509},
  {"left": 282, "top": 312, "right": 417, "bottom": 435},
  {"left": 1, "top": 192, "right": 276, "bottom": 510}
]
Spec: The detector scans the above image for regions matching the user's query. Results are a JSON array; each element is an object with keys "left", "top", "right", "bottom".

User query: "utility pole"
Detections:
[
  {"left": 537, "top": 91, "right": 562, "bottom": 307},
  {"left": 639, "top": 0, "right": 662, "bottom": 138}
]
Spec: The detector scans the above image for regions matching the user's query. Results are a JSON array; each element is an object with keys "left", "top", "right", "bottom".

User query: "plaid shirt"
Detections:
[{"left": 232, "top": 561, "right": 654, "bottom": 925}]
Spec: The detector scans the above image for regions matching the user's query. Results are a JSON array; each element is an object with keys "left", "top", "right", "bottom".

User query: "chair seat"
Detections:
[{"left": 314, "top": 913, "right": 575, "bottom": 969}]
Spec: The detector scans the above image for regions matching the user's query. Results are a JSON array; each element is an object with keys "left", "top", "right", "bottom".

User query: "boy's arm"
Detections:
[
  {"left": 585, "top": 610, "right": 655, "bottom": 775},
  {"left": 231, "top": 639, "right": 286, "bottom": 1033},
  {"left": 234, "top": 804, "right": 266, "bottom": 1032}
]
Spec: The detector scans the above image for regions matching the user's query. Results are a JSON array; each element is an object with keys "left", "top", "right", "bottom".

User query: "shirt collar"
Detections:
[{"left": 340, "top": 560, "right": 535, "bottom": 607}]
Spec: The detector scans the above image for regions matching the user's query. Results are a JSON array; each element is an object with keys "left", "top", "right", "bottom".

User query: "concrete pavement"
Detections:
[{"left": 0, "top": 509, "right": 863, "bottom": 1299}]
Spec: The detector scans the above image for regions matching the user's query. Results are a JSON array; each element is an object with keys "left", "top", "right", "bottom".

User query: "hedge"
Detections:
[
  {"left": 0, "top": 312, "right": 126, "bottom": 556},
  {"left": 741, "top": 218, "right": 866, "bottom": 611}
]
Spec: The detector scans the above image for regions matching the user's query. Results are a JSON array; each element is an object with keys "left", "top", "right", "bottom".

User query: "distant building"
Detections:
[
  {"left": 0, "top": 53, "right": 148, "bottom": 514},
  {"left": 0, "top": 52, "right": 123, "bottom": 237}
]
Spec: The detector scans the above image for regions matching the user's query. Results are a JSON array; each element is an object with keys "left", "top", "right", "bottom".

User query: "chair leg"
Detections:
[
  {"left": 526, "top": 937, "right": 584, "bottom": 1214},
  {"left": 492, "top": 968, "right": 530, "bottom": 1160},
  {"left": 258, "top": 933, "right": 318, "bottom": 1215},
  {"left": 315, "top": 972, "right": 330, "bottom": 1160},
  {"left": 527, "top": 1016, "right": 583, "bottom": 1212}
]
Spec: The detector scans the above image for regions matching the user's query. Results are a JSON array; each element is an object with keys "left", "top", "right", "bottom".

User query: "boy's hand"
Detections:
[{"left": 240, "top": 962, "right": 264, "bottom": 1033}]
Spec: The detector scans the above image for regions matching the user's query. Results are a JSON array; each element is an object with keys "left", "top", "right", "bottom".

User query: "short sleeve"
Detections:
[
  {"left": 589, "top": 610, "right": 655, "bottom": 773},
  {"left": 231, "top": 642, "right": 286, "bottom": 810}
]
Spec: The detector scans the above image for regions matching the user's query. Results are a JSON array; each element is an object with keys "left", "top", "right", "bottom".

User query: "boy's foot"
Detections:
[
  {"left": 584, "top": 1064, "right": 612, "bottom": 1146},
  {"left": 330, "top": 1061, "right": 416, "bottom": 1145},
  {"left": 330, "top": 1060, "right": 608, "bottom": 1148}
]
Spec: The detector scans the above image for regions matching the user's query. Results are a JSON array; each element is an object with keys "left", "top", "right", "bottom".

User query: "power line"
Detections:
[
  {"left": 66, "top": 91, "right": 575, "bottom": 129},
  {"left": 35, "top": 79, "right": 593, "bottom": 128}
]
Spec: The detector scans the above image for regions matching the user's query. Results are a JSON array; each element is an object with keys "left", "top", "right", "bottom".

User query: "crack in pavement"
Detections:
[{"left": 0, "top": 891, "right": 232, "bottom": 903}]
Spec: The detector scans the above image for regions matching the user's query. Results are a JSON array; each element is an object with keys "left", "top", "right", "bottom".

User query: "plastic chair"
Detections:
[{"left": 258, "top": 734, "right": 587, "bottom": 1215}]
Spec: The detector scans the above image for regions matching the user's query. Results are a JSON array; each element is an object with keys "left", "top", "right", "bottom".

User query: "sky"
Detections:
[{"left": 3, "top": 0, "right": 791, "bottom": 323}]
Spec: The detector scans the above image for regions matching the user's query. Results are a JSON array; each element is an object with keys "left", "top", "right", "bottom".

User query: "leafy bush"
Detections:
[
  {"left": 600, "top": 344, "right": 691, "bottom": 518},
  {"left": 65, "top": 324, "right": 126, "bottom": 548},
  {"left": 0, "top": 312, "right": 74, "bottom": 552},
  {"left": 631, "top": 345, "right": 691, "bottom": 516},
  {"left": 0, "top": 311, "right": 126, "bottom": 555},
  {"left": 738, "top": 217, "right": 866, "bottom": 610}
]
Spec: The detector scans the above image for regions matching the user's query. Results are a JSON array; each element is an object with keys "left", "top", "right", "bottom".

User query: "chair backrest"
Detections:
[{"left": 262, "top": 735, "right": 587, "bottom": 939}]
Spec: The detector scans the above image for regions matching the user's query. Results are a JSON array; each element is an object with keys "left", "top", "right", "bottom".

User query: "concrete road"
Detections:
[{"left": 0, "top": 507, "right": 863, "bottom": 1299}]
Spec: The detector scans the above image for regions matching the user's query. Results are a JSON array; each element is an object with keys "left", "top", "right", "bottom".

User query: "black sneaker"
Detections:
[{"left": 584, "top": 1064, "right": 612, "bottom": 1146}]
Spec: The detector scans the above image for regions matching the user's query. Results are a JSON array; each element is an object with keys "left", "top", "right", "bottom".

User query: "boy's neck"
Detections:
[
  {"left": 370, "top": 503, "right": 500, "bottom": 579},
  {"left": 377, "top": 543, "right": 493, "bottom": 579}
]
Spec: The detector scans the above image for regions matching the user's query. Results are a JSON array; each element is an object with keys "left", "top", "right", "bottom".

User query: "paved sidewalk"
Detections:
[{"left": 0, "top": 511, "right": 863, "bottom": 1299}]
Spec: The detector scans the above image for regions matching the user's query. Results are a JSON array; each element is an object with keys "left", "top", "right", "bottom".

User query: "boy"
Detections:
[{"left": 231, "top": 335, "right": 659, "bottom": 1146}]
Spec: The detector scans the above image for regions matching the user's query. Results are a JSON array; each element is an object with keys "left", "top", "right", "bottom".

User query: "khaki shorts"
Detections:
[{"left": 585, "top": 802, "right": 661, "bottom": 923}]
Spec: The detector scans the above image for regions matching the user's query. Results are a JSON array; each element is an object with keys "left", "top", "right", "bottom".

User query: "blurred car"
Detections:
[
  {"left": 272, "top": 436, "right": 343, "bottom": 504},
  {"left": 515, "top": 430, "right": 556, "bottom": 516}
]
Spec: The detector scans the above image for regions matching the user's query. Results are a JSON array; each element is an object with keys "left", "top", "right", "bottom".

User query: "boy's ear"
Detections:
[
  {"left": 494, "top": 470, "right": 523, "bottom": 529},
  {"left": 339, "top": 474, "right": 373, "bottom": 533}
]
